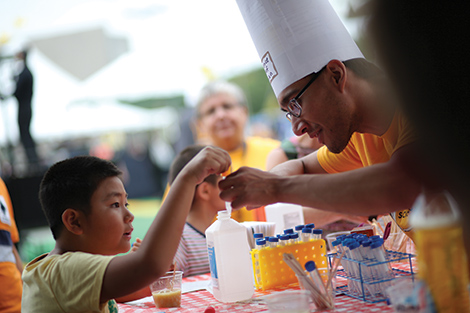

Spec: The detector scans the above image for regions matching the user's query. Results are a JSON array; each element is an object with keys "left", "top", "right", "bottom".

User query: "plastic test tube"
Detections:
[
  {"left": 279, "top": 234, "right": 290, "bottom": 246},
  {"left": 368, "top": 240, "right": 393, "bottom": 294},
  {"left": 283, "top": 228, "right": 294, "bottom": 235},
  {"left": 304, "top": 260, "right": 327, "bottom": 294},
  {"left": 348, "top": 241, "right": 375, "bottom": 297},
  {"left": 312, "top": 229, "right": 323, "bottom": 240},
  {"left": 254, "top": 238, "right": 266, "bottom": 285},
  {"left": 331, "top": 239, "right": 343, "bottom": 254},
  {"left": 268, "top": 236, "right": 279, "bottom": 248},
  {"left": 342, "top": 239, "right": 361, "bottom": 294},
  {"left": 254, "top": 233, "right": 264, "bottom": 240},
  {"left": 290, "top": 232, "right": 300, "bottom": 244},
  {"left": 295, "top": 225, "right": 305, "bottom": 237},
  {"left": 255, "top": 238, "right": 267, "bottom": 250},
  {"left": 301, "top": 227, "right": 312, "bottom": 242}
]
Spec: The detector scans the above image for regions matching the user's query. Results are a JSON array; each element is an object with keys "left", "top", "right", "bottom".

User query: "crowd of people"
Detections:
[{"left": 1, "top": 0, "right": 468, "bottom": 312}]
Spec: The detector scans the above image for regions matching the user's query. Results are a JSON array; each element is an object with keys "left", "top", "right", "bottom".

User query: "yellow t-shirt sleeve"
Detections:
[{"left": 317, "top": 141, "right": 363, "bottom": 174}]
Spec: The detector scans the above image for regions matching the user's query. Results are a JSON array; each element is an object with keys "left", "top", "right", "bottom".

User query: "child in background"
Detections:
[
  {"left": 169, "top": 145, "right": 226, "bottom": 277},
  {"left": 0, "top": 178, "right": 23, "bottom": 313},
  {"left": 21, "top": 147, "right": 230, "bottom": 312}
]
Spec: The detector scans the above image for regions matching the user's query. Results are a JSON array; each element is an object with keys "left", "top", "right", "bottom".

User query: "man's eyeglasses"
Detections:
[{"left": 284, "top": 68, "right": 324, "bottom": 121}]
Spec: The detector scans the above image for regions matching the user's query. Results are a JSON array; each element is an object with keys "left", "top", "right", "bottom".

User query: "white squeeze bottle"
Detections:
[{"left": 205, "top": 210, "right": 254, "bottom": 302}]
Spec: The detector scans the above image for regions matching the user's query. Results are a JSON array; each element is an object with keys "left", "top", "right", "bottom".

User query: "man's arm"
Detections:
[
  {"left": 220, "top": 147, "right": 420, "bottom": 216},
  {"left": 269, "top": 151, "right": 327, "bottom": 176}
]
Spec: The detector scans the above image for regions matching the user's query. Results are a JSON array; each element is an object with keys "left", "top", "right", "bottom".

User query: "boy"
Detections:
[
  {"left": 21, "top": 146, "right": 230, "bottom": 312},
  {"left": 169, "top": 145, "right": 226, "bottom": 277}
]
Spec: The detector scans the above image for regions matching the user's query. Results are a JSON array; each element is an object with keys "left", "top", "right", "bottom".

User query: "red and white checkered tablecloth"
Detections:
[{"left": 117, "top": 273, "right": 399, "bottom": 313}]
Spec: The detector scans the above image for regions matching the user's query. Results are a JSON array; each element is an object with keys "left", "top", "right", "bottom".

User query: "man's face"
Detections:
[
  {"left": 197, "top": 93, "right": 248, "bottom": 150},
  {"left": 278, "top": 69, "right": 355, "bottom": 154},
  {"left": 83, "top": 176, "right": 134, "bottom": 255}
]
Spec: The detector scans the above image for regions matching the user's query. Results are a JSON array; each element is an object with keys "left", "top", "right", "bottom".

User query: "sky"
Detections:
[{"left": 0, "top": 0, "right": 358, "bottom": 144}]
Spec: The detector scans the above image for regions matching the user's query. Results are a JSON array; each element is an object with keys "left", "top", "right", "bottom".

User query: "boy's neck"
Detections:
[{"left": 186, "top": 205, "right": 219, "bottom": 234}]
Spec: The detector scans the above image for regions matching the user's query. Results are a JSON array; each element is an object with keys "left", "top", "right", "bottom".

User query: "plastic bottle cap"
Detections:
[
  {"left": 304, "top": 260, "right": 316, "bottom": 272},
  {"left": 217, "top": 211, "right": 230, "bottom": 219},
  {"left": 370, "top": 241, "right": 383, "bottom": 249},
  {"left": 295, "top": 225, "right": 305, "bottom": 231},
  {"left": 283, "top": 228, "right": 294, "bottom": 234},
  {"left": 306, "top": 223, "right": 315, "bottom": 228},
  {"left": 332, "top": 239, "right": 342, "bottom": 247},
  {"left": 302, "top": 227, "right": 312, "bottom": 233},
  {"left": 349, "top": 242, "right": 360, "bottom": 250},
  {"left": 280, "top": 234, "right": 290, "bottom": 241},
  {"left": 290, "top": 233, "right": 299, "bottom": 239},
  {"left": 254, "top": 233, "right": 264, "bottom": 239},
  {"left": 256, "top": 239, "right": 266, "bottom": 245},
  {"left": 313, "top": 229, "right": 323, "bottom": 234},
  {"left": 362, "top": 240, "right": 372, "bottom": 248},
  {"left": 268, "top": 236, "right": 279, "bottom": 242}
]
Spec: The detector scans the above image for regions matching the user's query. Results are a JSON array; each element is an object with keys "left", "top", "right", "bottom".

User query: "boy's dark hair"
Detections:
[
  {"left": 168, "top": 145, "right": 218, "bottom": 186},
  {"left": 39, "top": 156, "right": 122, "bottom": 240}
]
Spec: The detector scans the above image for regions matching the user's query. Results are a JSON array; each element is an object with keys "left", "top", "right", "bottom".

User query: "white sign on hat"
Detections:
[{"left": 236, "top": 0, "right": 364, "bottom": 98}]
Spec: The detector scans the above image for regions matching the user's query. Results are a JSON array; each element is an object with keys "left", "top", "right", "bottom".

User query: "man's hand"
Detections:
[{"left": 219, "top": 166, "right": 281, "bottom": 210}]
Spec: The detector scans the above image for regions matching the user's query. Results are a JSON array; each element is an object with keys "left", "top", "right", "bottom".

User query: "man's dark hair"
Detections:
[
  {"left": 168, "top": 145, "right": 218, "bottom": 186},
  {"left": 39, "top": 156, "right": 122, "bottom": 239},
  {"left": 343, "top": 58, "right": 384, "bottom": 81}
]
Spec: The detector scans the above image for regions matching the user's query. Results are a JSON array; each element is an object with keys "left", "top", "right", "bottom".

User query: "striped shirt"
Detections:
[{"left": 174, "top": 223, "right": 210, "bottom": 277}]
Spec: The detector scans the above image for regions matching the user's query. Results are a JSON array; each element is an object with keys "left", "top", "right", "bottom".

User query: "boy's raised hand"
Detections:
[
  {"left": 130, "top": 238, "right": 142, "bottom": 253},
  {"left": 183, "top": 146, "right": 231, "bottom": 185}
]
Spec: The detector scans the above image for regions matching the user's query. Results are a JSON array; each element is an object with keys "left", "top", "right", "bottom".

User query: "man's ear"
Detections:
[
  {"left": 62, "top": 208, "right": 84, "bottom": 235},
  {"left": 326, "top": 59, "right": 347, "bottom": 92}
]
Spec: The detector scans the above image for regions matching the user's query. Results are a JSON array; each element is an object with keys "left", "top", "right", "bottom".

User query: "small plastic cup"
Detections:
[
  {"left": 265, "top": 290, "right": 310, "bottom": 313},
  {"left": 296, "top": 271, "right": 336, "bottom": 310},
  {"left": 150, "top": 271, "right": 183, "bottom": 308}
]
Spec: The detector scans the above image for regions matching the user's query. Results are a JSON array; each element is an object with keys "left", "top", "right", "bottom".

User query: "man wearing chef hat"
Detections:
[{"left": 219, "top": 0, "right": 421, "bottom": 237}]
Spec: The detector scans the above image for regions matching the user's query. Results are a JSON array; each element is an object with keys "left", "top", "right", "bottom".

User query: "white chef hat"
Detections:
[{"left": 236, "top": 0, "right": 364, "bottom": 98}]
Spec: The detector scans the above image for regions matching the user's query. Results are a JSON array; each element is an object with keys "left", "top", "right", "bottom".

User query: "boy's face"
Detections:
[{"left": 83, "top": 176, "right": 134, "bottom": 255}]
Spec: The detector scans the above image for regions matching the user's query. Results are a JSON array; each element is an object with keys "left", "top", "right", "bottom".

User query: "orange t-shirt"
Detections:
[{"left": 317, "top": 111, "right": 415, "bottom": 235}]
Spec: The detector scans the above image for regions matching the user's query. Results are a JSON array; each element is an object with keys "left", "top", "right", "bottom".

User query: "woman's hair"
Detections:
[{"left": 195, "top": 81, "right": 248, "bottom": 118}]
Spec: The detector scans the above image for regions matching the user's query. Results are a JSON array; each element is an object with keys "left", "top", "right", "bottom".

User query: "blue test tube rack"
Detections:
[{"left": 328, "top": 250, "right": 416, "bottom": 303}]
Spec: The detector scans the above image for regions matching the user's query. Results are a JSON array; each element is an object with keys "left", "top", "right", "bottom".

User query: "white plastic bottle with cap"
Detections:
[{"left": 205, "top": 210, "right": 254, "bottom": 303}]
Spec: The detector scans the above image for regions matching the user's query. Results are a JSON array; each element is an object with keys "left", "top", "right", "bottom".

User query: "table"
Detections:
[{"left": 117, "top": 274, "right": 396, "bottom": 313}]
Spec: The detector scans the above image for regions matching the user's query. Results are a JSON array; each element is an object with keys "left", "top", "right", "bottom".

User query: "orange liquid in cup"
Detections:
[{"left": 152, "top": 289, "right": 182, "bottom": 308}]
